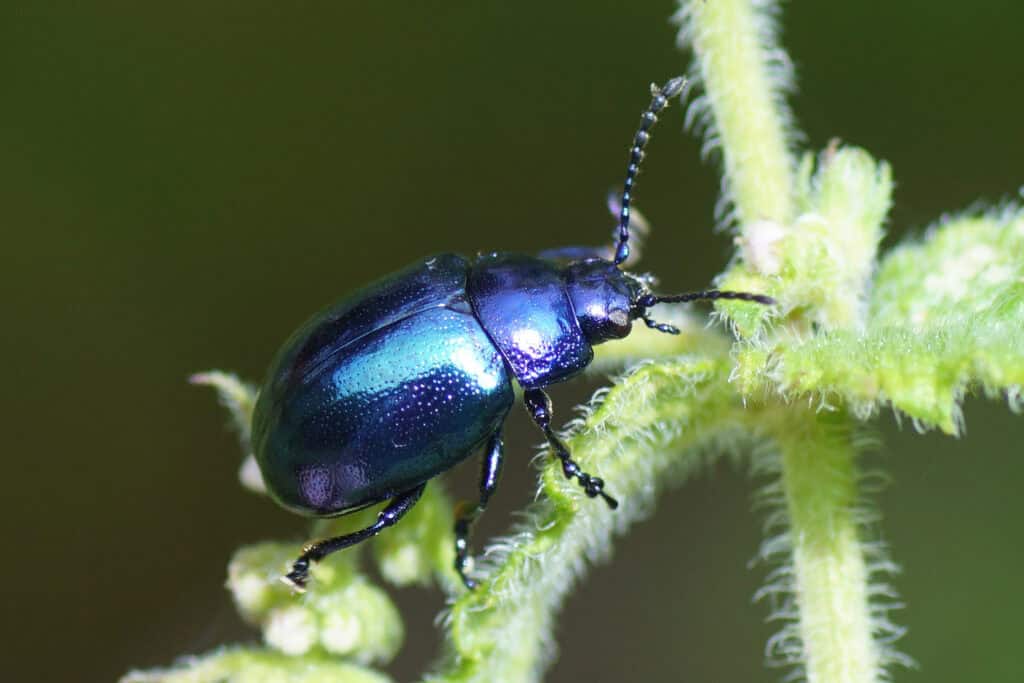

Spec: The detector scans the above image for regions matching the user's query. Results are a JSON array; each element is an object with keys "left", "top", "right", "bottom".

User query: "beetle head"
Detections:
[{"left": 563, "top": 259, "right": 644, "bottom": 344}]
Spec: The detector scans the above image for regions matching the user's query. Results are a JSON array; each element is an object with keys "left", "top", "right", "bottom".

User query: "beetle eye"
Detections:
[{"left": 609, "top": 309, "right": 629, "bottom": 328}]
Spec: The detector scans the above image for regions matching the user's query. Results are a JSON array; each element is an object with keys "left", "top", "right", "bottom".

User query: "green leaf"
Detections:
[
  {"left": 121, "top": 647, "right": 393, "bottom": 683},
  {"left": 190, "top": 371, "right": 266, "bottom": 493},
  {"left": 870, "top": 208, "right": 1024, "bottom": 328},
  {"left": 190, "top": 371, "right": 258, "bottom": 447},
  {"left": 426, "top": 358, "right": 755, "bottom": 682},
  {"left": 762, "top": 208, "right": 1024, "bottom": 433},
  {"left": 717, "top": 145, "right": 893, "bottom": 336},
  {"left": 227, "top": 540, "right": 403, "bottom": 663}
]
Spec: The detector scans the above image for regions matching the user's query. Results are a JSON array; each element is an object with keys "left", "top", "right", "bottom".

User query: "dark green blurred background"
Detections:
[{"left": 4, "top": 2, "right": 1022, "bottom": 681}]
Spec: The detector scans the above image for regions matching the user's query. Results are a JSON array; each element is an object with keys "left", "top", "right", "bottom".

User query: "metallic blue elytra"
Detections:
[
  {"left": 253, "top": 255, "right": 514, "bottom": 517},
  {"left": 248, "top": 77, "right": 775, "bottom": 591}
]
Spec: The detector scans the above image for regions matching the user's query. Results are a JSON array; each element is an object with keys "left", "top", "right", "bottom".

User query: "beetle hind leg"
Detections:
[
  {"left": 523, "top": 388, "right": 618, "bottom": 509},
  {"left": 453, "top": 429, "right": 505, "bottom": 589},
  {"left": 283, "top": 484, "right": 426, "bottom": 591}
]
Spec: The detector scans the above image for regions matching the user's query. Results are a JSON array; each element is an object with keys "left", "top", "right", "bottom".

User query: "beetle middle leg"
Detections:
[
  {"left": 283, "top": 484, "right": 426, "bottom": 591},
  {"left": 453, "top": 429, "right": 505, "bottom": 589},
  {"left": 523, "top": 388, "right": 618, "bottom": 509}
]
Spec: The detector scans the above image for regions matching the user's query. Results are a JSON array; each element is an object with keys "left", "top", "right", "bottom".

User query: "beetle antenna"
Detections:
[
  {"left": 634, "top": 289, "right": 775, "bottom": 336},
  {"left": 639, "top": 290, "right": 777, "bottom": 307},
  {"left": 612, "top": 76, "right": 687, "bottom": 266}
]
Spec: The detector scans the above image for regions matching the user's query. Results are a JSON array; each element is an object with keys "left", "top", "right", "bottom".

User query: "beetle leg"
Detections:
[
  {"left": 453, "top": 429, "right": 505, "bottom": 589},
  {"left": 283, "top": 484, "right": 427, "bottom": 591},
  {"left": 523, "top": 388, "right": 618, "bottom": 509}
]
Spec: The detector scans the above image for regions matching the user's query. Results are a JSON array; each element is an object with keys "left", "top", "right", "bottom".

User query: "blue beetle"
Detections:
[{"left": 251, "top": 77, "right": 773, "bottom": 590}]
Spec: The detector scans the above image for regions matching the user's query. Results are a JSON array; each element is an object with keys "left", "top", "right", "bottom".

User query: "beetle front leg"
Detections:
[
  {"left": 284, "top": 484, "right": 426, "bottom": 591},
  {"left": 523, "top": 388, "right": 618, "bottom": 509},
  {"left": 453, "top": 429, "right": 505, "bottom": 589}
]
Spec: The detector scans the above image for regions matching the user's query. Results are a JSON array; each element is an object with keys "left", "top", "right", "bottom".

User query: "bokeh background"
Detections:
[{"left": 4, "top": 2, "right": 1023, "bottom": 681}]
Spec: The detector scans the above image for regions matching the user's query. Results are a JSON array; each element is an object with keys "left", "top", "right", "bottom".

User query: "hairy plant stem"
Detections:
[
  {"left": 675, "top": 0, "right": 795, "bottom": 229},
  {"left": 773, "top": 412, "right": 877, "bottom": 683},
  {"left": 427, "top": 357, "right": 750, "bottom": 683}
]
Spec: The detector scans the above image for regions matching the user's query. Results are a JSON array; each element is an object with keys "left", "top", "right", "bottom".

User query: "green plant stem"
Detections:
[
  {"left": 675, "top": 0, "right": 794, "bottom": 228},
  {"left": 426, "top": 357, "right": 751, "bottom": 683},
  {"left": 773, "top": 412, "right": 878, "bottom": 683}
]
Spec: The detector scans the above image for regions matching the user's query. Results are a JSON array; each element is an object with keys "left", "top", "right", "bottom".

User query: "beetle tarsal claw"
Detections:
[
  {"left": 281, "top": 556, "right": 311, "bottom": 592},
  {"left": 280, "top": 572, "right": 308, "bottom": 594}
]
